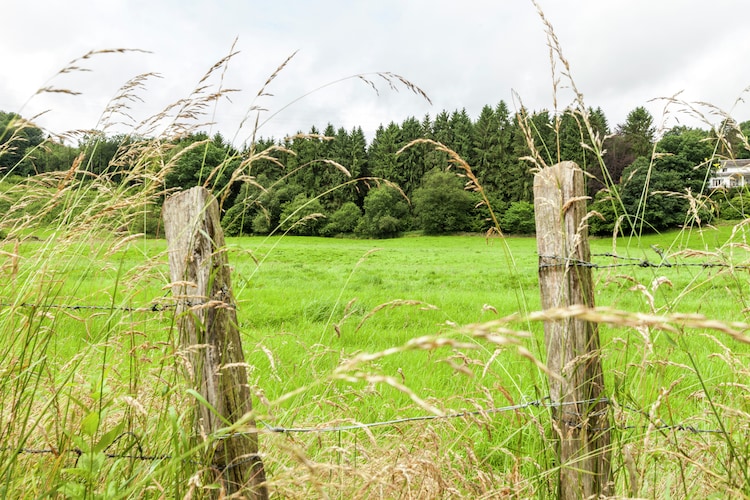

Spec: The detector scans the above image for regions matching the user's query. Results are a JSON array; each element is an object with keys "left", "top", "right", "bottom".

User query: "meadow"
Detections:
[
  {"left": 2, "top": 222, "right": 750, "bottom": 498},
  {"left": 2, "top": 4, "right": 750, "bottom": 495}
]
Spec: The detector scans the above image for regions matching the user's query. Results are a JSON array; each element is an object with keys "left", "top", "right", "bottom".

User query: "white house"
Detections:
[{"left": 709, "top": 159, "right": 750, "bottom": 189}]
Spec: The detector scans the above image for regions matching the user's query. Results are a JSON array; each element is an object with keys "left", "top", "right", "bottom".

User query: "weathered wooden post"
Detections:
[
  {"left": 533, "top": 162, "right": 611, "bottom": 498},
  {"left": 163, "top": 186, "right": 268, "bottom": 499}
]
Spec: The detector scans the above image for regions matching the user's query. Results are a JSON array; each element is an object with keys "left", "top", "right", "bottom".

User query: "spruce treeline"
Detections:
[{"left": 2, "top": 105, "right": 749, "bottom": 238}]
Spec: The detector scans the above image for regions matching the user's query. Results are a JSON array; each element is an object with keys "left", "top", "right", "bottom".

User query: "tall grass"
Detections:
[{"left": 2, "top": 7, "right": 750, "bottom": 499}]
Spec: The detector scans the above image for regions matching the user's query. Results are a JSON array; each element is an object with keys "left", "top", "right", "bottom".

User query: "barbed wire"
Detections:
[
  {"left": 540, "top": 251, "right": 750, "bottom": 271},
  {"left": 257, "top": 397, "right": 723, "bottom": 436},
  {"left": 260, "top": 398, "right": 556, "bottom": 433},
  {"left": 0, "top": 397, "right": 727, "bottom": 471},
  {"left": 0, "top": 431, "right": 167, "bottom": 462},
  {"left": 3, "top": 248, "right": 748, "bottom": 313},
  {"left": 0, "top": 297, "right": 241, "bottom": 313},
  {"left": 0, "top": 301, "right": 175, "bottom": 312}
]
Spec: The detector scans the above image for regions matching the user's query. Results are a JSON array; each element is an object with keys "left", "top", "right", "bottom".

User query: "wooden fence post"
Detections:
[
  {"left": 533, "top": 162, "right": 611, "bottom": 498},
  {"left": 163, "top": 186, "right": 268, "bottom": 499}
]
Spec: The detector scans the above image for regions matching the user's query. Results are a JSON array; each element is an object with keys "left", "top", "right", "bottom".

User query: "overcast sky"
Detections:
[{"left": 3, "top": 1, "right": 750, "bottom": 146}]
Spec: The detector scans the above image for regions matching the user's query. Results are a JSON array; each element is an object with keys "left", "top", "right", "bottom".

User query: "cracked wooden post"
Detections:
[
  {"left": 163, "top": 186, "right": 268, "bottom": 499},
  {"left": 533, "top": 161, "right": 611, "bottom": 499}
]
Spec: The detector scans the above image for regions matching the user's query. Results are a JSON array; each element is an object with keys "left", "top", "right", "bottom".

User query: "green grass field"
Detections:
[{"left": 2, "top": 223, "right": 750, "bottom": 498}]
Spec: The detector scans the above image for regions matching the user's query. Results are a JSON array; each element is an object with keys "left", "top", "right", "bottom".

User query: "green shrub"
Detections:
[
  {"left": 500, "top": 201, "right": 535, "bottom": 234},
  {"left": 717, "top": 193, "right": 750, "bottom": 220},
  {"left": 412, "top": 168, "right": 475, "bottom": 234},
  {"left": 355, "top": 186, "right": 409, "bottom": 238},
  {"left": 588, "top": 189, "right": 623, "bottom": 236},
  {"left": 320, "top": 202, "right": 362, "bottom": 236},
  {"left": 222, "top": 200, "right": 257, "bottom": 236},
  {"left": 279, "top": 194, "right": 326, "bottom": 236},
  {"left": 126, "top": 204, "right": 163, "bottom": 237},
  {"left": 252, "top": 211, "right": 271, "bottom": 234}
]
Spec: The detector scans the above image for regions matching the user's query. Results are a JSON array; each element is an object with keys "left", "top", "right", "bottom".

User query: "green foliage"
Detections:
[
  {"left": 618, "top": 106, "right": 656, "bottom": 159},
  {"left": 125, "top": 203, "right": 163, "bottom": 237},
  {"left": 368, "top": 123, "right": 402, "bottom": 190},
  {"left": 222, "top": 203, "right": 250, "bottom": 236},
  {"left": 279, "top": 193, "right": 327, "bottom": 236},
  {"left": 474, "top": 193, "right": 508, "bottom": 233},
  {"left": 448, "top": 109, "right": 474, "bottom": 162},
  {"left": 470, "top": 102, "right": 515, "bottom": 199},
  {"left": 619, "top": 128, "right": 713, "bottom": 232},
  {"left": 355, "top": 185, "right": 409, "bottom": 238},
  {"left": 320, "top": 201, "right": 362, "bottom": 236},
  {"left": 602, "top": 133, "right": 637, "bottom": 190},
  {"left": 588, "top": 189, "right": 623, "bottom": 236},
  {"left": 715, "top": 190, "right": 750, "bottom": 220},
  {"left": 0, "top": 111, "right": 45, "bottom": 175},
  {"left": 164, "top": 133, "right": 238, "bottom": 195},
  {"left": 327, "top": 126, "right": 369, "bottom": 207},
  {"left": 221, "top": 180, "right": 268, "bottom": 236},
  {"left": 620, "top": 157, "right": 690, "bottom": 231},
  {"left": 283, "top": 129, "right": 330, "bottom": 195},
  {"left": 559, "top": 107, "right": 610, "bottom": 197},
  {"left": 0, "top": 102, "right": 735, "bottom": 243},
  {"left": 245, "top": 184, "right": 303, "bottom": 235},
  {"left": 412, "top": 168, "right": 476, "bottom": 234},
  {"left": 500, "top": 200, "right": 536, "bottom": 234},
  {"left": 592, "top": 106, "right": 657, "bottom": 200},
  {"left": 78, "top": 133, "right": 128, "bottom": 177},
  {"left": 505, "top": 112, "right": 544, "bottom": 203},
  {"left": 30, "top": 140, "right": 79, "bottom": 174},
  {"left": 60, "top": 397, "right": 128, "bottom": 499}
]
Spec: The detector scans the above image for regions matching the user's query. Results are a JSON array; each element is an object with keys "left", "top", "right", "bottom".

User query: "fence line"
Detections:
[
  {"left": 3, "top": 251, "right": 748, "bottom": 314},
  {"left": 2, "top": 396, "right": 726, "bottom": 470},
  {"left": 0, "top": 301, "right": 175, "bottom": 312},
  {"left": 0, "top": 299, "right": 242, "bottom": 313},
  {"left": 2, "top": 248, "right": 748, "bottom": 314},
  {"left": 258, "top": 398, "right": 602, "bottom": 434},
  {"left": 540, "top": 253, "right": 750, "bottom": 271},
  {"left": 5, "top": 186, "right": 745, "bottom": 496}
]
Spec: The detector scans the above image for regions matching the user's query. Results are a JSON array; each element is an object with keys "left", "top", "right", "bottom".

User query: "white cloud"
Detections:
[{"left": 3, "top": 0, "right": 749, "bottom": 143}]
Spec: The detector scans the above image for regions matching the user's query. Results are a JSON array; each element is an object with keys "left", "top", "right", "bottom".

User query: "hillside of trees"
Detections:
[{"left": 1, "top": 104, "right": 749, "bottom": 238}]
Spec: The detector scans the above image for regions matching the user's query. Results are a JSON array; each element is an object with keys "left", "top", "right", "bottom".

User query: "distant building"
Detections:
[{"left": 709, "top": 159, "right": 750, "bottom": 189}]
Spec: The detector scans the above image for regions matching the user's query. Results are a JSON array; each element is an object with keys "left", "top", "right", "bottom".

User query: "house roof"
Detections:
[{"left": 719, "top": 159, "right": 750, "bottom": 168}]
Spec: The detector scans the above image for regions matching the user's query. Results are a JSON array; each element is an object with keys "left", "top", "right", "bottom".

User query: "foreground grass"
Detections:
[{"left": 1, "top": 224, "right": 750, "bottom": 498}]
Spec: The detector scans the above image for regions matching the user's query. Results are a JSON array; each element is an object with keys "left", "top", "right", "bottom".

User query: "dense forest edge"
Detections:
[{"left": 2, "top": 103, "right": 749, "bottom": 239}]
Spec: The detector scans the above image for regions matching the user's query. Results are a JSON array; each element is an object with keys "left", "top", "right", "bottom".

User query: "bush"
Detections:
[
  {"left": 473, "top": 195, "right": 508, "bottom": 233},
  {"left": 500, "top": 201, "right": 536, "bottom": 234},
  {"left": 618, "top": 148, "right": 710, "bottom": 232},
  {"left": 126, "top": 204, "right": 163, "bottom": 237},
  {"left": 228, "top": 184, "right": 302, "bottom": 236},
  {"left": 279, "top": 194, "right": 326, "bottom": 236},
  {"left": 221, "top": 176, "right": 273, "bottom": 236},
  {"left": 716, "top": 192, "right": 750, "bottom": 220},
  {"left": 320, "top": 202, "right": 361, "bottom": 236},
  {"left": 221, "top": 202, "right": 249, "bottom": 236},
  {"left": 588, "top": 189, "right": 623, "bottom": 236},
  {"left": 355, "top": 186, "right": 409, "bottom": 238},
  {"left": 412, "top": 168, "right": 476, "bottom": 234},
  {"left": 252, "top": 211, "right": 271, "bottom": 234}
]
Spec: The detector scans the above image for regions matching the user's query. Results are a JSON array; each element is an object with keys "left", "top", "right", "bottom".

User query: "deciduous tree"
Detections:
[
  {"left": 412, "top": 168, "right": 475, "bottom": 234},
  {"left": 355, "top": 185, "right": 409, "bottom": 238}
]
